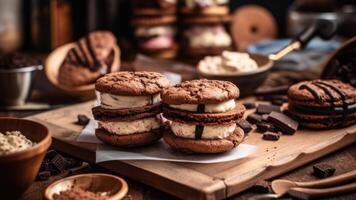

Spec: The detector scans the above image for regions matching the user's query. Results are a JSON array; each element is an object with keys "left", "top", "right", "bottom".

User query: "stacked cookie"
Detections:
[
  {"left": 287, "top": 79, "right": 356, "bottom": 129},
  {"left": 58, "top": 31, "right": 117, "bottom": 87},
  {"left": 161, "top": 79, "right": 245, "bottom": 153},
  {"left": 131, "top": 0, "right": 178, "bottom": 59},
  {"left": 92, "top": 72, "right": 170, "bottom": 147},
  {"left": 179, "top": 0, "right": 232, "bottom": 60}
]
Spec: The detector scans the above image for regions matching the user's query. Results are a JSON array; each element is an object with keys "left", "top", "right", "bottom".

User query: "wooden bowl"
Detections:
[
  {"left": 0, "top": 117, "right": 51, "bottom": 199},
  {"left": 44, "top": 173, "right": 128, "bottom": 200},
  {"left": 198, "top": 53, "right": 273, "bottom": 97},
  {"left": 45, "top": 42, "right": 121, "bottom": 99}
]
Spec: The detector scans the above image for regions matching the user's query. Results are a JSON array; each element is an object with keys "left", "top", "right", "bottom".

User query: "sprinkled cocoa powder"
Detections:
[{"left": 53, "top": 187, "right": 109, "bottom": 200}]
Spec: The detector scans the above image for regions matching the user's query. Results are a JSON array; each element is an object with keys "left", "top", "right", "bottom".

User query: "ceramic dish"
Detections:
[
  {"left": 0, "top": 117, "right": 51, "bottom": 199},
  {"left": 45, "top": 42, "right": 120, "bottom": 99},
  {"left": 44, "top": 173, "right": 128, "bottom": 200}
]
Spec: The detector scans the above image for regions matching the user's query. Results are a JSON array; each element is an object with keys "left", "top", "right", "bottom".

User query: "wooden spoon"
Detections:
[
  {"left": 271, "top": 169, "right": 356, "bottom": 197},
  {"left": 288, "top": 182, "right": 356, "bottom": 200}
]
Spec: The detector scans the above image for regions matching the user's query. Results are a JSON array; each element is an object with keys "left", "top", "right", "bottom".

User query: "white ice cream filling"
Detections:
[
  {"left": 99, "top": 92, "right": 161, "bottom": 109},
  {"left": 98, "top": 117, "right": 161, "bottom": 135},
  {"left": 169, "top": 99, "right": 235, "bottom": 113},
  {"left": 170, "top": 121, "right": 236, "bottom": 139}
]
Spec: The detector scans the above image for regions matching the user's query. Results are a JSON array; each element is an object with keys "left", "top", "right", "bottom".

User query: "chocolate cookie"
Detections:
[
  {"left": 92, "top": 104, "right": 161, "bottom": 121},
  {"left": 95, "top": 71, "right": 170, "bottom": 95},
  {"left": 287, "top": 79, "right": 356, "bottom": 129},
  {"left": 95, "top": 127, "right": 164, "bottom": 147},
  {"left": 162, "top": 103, "right": 245, "bottom": 124},
  {"left": 163, "top": 127, "right": 244, "bottom": 154},
  {"left": 161, "top": 79, "right": 239, "bottom": 104}
]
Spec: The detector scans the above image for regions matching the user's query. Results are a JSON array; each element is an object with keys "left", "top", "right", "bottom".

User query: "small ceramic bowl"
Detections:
[
  {"left": 198, "top": 53, "right": 273, "bottom": 97},
  {"left": 0, "top": 117, "right": 51, "bottom": 199},
  {"left": 45, "top": 42, "right": 121, "bottom": 99},
  {"left": 44, "top": 173, "right": 128, "bottom": 200}
]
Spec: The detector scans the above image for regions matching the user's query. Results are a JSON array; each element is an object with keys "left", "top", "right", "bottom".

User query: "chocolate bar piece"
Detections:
[
  {"left": 77, "top": 114, "right": 90, "bottom": 126},
  {"left": 237, "top": 119, "right": 253, "bottom": 135},
  {"left": 256, "top": 104, "right": 281, "bottom": 114},
  {"left": 313, "top": 163, "right": 335, "bottom": 178},
  {"left": 243, "top": 101, "right": 256, "bottom": 109},
  {"left": 268, "top": 111, "right": 298, "bottom": 135},
  {"left": 252, "top": 180, "right": 270, "bottom": 193},
  {"left": 262, "top": 131, "right": 280, "bottom": 141},
  {"left": 261, "top": 114, "right": 269, "bottom": 122},
  {"left": 256, "top": 122, "right": 275, "bottom": 132},
  {"left": 50, "top": 154, "right": 68, "bottom": 173},
  {"left": 246, "top": 113, "right": 262, "bottom": 124}
]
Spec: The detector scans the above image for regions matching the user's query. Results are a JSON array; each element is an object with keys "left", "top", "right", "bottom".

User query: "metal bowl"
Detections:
[{"left": 0, "top": 65, "right": 43, "bottom": 106}]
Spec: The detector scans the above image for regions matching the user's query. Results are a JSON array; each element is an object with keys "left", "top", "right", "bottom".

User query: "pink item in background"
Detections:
[{"left": 141, "top": 36, "right": 174, "bottom": 49}]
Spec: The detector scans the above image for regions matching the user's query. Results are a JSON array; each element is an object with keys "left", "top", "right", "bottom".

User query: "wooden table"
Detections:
[{"left": 2, "top": 67, "right": 355, "bottom": 199}]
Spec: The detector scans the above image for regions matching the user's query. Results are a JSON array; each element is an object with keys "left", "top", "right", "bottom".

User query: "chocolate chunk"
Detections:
[
  {"left": 252, "top": 180, "right": 270, "bottom": 193},
  {"left": 66, "top": 157, "right": 83, "bottom": 169},
  {"left": 36, "top": 171, "right": 51, "bottom": 181},
  {"left": 258, "top": 94, "right": 288, "bottom": 102},
  {"left": 268, "top": 112, "right": 298, "bottom": 135},
  {"left": 46, "top": 149, "right": 58, "bottom": 159},
  {"left": 246, "top": 113, "right": 262, "bottom": 124},
  {"left": 256, "top": 104, "right": 281, "bottom": 114},
  {"left": 254, "top": 85, "right": 289, "bottom": 96},
  {"left": 261, "top": 114, "right": 269, "bottom": 122},
  {"left": 313, "top": 163, "right": 335, "bottom": 178},
  {"left": 262, "top": 131, "right": 281, "bottom": 141},
  {"left": 242, "top": 101, "right": 256, "bottom": 109},
  {"left": 77, "top": 114, "right": 90, "bottom": 126},
  {"left": 50, "top": 154, "right": 68, "bottom": 173},
  {"left": 237, "top": 119, "right": 253, "bottom": 135},
  {"left": 256, "top": 122, "right": 275, "bottom": 132}
]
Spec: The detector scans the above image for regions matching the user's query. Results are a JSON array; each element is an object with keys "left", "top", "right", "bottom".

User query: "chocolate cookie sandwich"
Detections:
[
  {"left": 179, "top": 0, "right": 229, "bottom": 16},
  {"left": 181, "top": 22, "right": 232, "bottom": 58},
  {"left": 161, "top": 79, "right": 245, "bottom": 153},
  {"left": 58, "top": 31, "right": 117, "bottom": 87},
  {"left": 287, "top": 79, "right": 356, "bottom": 129},
  {"left": 132, "top": 16, "right": 178, "bottom": 59},
  {"left": 92, "top": 71, "right": 170, "bottom": 147},
  {"left": 131, "top": 0, "right": 177, "bottom": 16}
]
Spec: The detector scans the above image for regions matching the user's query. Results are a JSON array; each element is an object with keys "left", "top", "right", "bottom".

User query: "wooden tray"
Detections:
[{"left": 27, "top": 101, "right": 356, "bottom": 200}]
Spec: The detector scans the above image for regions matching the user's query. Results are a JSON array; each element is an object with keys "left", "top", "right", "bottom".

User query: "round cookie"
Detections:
[
  {"left": 95, "top": 127, "right": 164, "bottom": 147},
  {"left": 287, "top": 79, "right": 356, "bottom": 107},
  {"left": 92, "top": 104, "right": 161, "bottom": 121},
  {"left": 163, "top": 127, "right": 244, "bottom": 154},
  {"left": 287, "top": 79, "right": 356, "bottom": 129},
  {"left": 161, "top": 79, "right": 239, "bottom": 104},
  {"left": 95, "top": 71, "right": 170, "bottom": 96}
]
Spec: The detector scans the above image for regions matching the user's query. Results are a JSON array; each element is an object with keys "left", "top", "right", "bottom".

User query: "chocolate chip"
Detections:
[
  {"left": 246, "top": 113, "right": 262, "bottom": 124},
  {"left": 252, "top": 180, "right": 270, "bottom": 193},
  {"left": 237, "top": 119, "right": 253, "bottom": 135},
  {"left": 256, "top": 104, "right": 281, "bottom": 114},
  {"left": 77, "top": 114, "right": 90, "bottom": 126},
  {"left": 36, "top": 171, "right": 51, "bottom": 181},
  {"left": 256, "top": 122, "right": 275, "bottom": 132},
  {"left": 268, "top": 111, "right": 298, "bottom": 135},
  {"left": 313, "top": 163, "right": 335, "bottom": 178},
  {"left": 262, "top": 131, "right": 281, "bottom": 141},
  {"left": 254, "top": 85, "right": 289, "bottom": 96},
  {"left": 243, "top": 101, "right": 256, "bottom": 109}
]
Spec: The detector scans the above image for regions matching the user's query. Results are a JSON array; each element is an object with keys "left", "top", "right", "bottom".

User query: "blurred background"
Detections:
[{"left": 0, "top": 0, "right": 355, "bottom": 56}]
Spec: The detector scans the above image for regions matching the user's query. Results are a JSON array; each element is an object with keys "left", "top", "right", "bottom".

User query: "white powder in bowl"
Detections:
[{"left": 0, "top": 131, "right": 34, "bottom": 156}]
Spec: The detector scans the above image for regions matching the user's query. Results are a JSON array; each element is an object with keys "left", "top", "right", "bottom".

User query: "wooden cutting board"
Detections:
[{"left": 27, "top": 101, "right": 356, "bottom": 200}]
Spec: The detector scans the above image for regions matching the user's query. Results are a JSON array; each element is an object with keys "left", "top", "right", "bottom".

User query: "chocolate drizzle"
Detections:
[
  {"left": 197, "top": 104, "right": 205, "bottom": 113},
  {"left": 85, "top": 36, "right": 100, "bottom": 71},
  {"left": 299, "top": 84, "right": 322, "bottom": 102},
  {"left": 299, "top": 81, "right": 350, "bottom": 124},
  {"left": 195, "top": 125, "right": 204, "bottom": 139}
]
